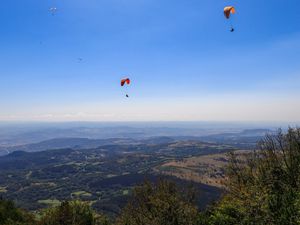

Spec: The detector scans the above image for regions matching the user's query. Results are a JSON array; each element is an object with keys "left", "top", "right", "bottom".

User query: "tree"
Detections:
[
  {"left": 116, "top": 179, "right": 198, "bottom": 225},
  {"left": 205, "top": 128, "right": 300, "bottom": 225},
  {"left": 0, "top": 198, "right": 36, "bottom": 225},
  {"left": 38, "top": 201, "right": 110, "bottom": 225}
]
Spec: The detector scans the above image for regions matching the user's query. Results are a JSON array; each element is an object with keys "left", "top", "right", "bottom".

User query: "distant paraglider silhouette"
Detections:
[
  {"left": 121, "top": 78, "right": 131, "bottom": 98},
  {"left": 49, "top": 7, "right": 57, "bottom": 16},
  {"left": 224, "top": 6, "right": 236, "bottom": 32}
]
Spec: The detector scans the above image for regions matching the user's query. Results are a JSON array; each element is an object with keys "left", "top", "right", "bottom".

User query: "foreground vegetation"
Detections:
[
  {"left": 200, "top": 127, "right": 300, "bottom": 225},
  {"left": 1, "top": 128, "right": 299, "bottom": 224}
]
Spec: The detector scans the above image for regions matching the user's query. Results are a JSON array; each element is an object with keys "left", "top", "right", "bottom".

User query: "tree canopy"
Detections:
[
  {"left": 116, "top": 180, "right": 198, "bottom": 225},
  {"left": 200, "top": 127, "right": 300, "bottom": 225}
]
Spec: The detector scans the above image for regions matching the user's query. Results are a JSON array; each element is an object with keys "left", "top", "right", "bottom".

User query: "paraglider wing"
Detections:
[
  {"left": 49, "top": 7, "right": 57, "bottom": 15},
  {"left": 121, "top": 78, "right": 130, "bottom": 86},
  {"left": 224, "top": 6, "right": 235, "bottom": 19},
  {"left": 121, "top": 78, "right": 131, "bottom": 98}
]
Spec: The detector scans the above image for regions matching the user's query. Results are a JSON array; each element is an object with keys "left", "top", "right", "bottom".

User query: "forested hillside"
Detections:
[{"left": 1, "top": 128, "right": 299, "bottom": 225}]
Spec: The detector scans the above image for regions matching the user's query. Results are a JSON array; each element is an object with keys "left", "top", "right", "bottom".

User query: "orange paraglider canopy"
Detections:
[
  {"left": 224, "top": 6, "right": 235, "bottom": 19},
  {"left": 121, "top": 78, "right": 130, "bottom": 86}
]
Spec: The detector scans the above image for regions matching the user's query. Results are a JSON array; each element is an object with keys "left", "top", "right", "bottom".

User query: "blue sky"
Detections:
[{"left": 0, "top": 0, "right": 299, "bottom": 122}]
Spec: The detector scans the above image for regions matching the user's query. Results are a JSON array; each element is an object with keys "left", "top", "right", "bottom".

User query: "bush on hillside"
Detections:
[
  {"left": 0, "top": 198, "right": 36, "bottom": 225},
  {"left": 116, "top": 180, "right": 198, "bottom": 225},
  {"left": 38, "top": 200, "right": 110, "bottom": 225}
]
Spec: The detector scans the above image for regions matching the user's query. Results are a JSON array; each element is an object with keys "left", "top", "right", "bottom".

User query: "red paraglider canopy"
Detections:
[{"left": 121, "top": 78, "right": 130, "bottom": 86}]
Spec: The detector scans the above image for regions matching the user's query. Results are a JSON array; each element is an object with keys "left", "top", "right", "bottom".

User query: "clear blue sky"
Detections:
[{"left": 0, "top": 0, "right": 299, "bottom": 122}]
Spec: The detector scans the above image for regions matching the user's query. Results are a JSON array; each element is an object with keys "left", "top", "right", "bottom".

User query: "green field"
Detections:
[{"left": 38, "top": 199, "right": 61, "bottom": 207}]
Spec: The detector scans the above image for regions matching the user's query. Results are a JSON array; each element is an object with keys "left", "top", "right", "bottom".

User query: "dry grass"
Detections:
[{"left": 157, "top": 150, "right": 249, "bottom": 188}]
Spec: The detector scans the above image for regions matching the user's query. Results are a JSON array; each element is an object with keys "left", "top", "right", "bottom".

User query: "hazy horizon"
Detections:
[{"left": 0, "top": 120, "right": 298, "bottom": 130}]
